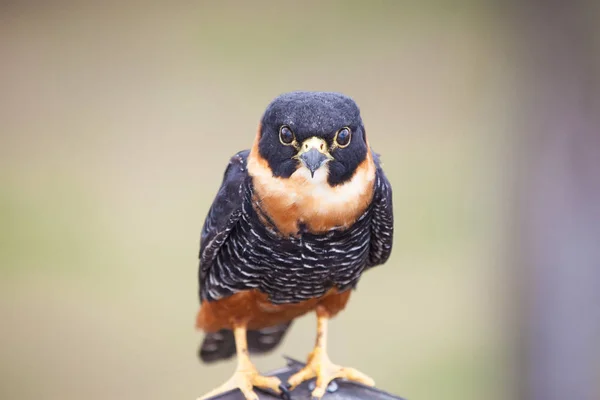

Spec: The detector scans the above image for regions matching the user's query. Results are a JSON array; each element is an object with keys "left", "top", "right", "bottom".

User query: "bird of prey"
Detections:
[{"left": 195, "top": 91, "right": 394, "bottom": 400}]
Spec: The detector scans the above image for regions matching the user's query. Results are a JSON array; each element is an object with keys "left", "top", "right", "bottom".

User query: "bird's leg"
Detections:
[
  {"left": 287, "top": 306, "right": 375, "bottom": 399},
  {"left": 198, "top": 323, "right": 284, "bottom": 400}
]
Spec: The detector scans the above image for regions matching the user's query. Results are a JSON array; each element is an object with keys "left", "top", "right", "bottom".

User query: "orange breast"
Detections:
[
  {"left": 196, "top": 289, "right": 351, "bottom": 332},
  {"left": 246, "top": 129, "right": 376, "bottom": 236}
]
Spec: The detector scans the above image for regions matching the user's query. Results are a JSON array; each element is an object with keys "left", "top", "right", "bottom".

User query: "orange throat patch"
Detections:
[{"left": 246, "top": 133, "right": 376, "bottom": 236}]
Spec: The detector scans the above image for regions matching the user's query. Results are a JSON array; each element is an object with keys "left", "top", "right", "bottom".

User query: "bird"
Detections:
[{"left": 195, "top": 91, "right": 394, "bottom": 400}]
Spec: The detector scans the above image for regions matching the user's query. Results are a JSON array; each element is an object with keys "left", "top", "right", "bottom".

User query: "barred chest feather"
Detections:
[
  {"left": 202, "top": 143, "right": 378, "bottom": 304},
  {"left": 204, "top": 183, "right": 375, "bottom": 304}
]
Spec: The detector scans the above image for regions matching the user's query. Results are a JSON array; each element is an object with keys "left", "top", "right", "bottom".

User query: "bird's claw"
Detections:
[
  {"left": 287, "top": 349, "right": 374, "bottom": 399},
  {"left": 278, "top": 382, "right": 292, "bottom": 400}
]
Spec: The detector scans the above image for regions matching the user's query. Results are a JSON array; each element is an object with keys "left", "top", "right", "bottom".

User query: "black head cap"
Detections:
[{"left": 257, "top": 91, "right": 368, "bottom": 186}]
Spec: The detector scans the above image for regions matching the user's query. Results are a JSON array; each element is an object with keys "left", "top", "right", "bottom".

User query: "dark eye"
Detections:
[
  {"left": 335, "top": 127, "right": 351, "bottom": 147},
  {"left": 279, "top": 126, "right": 295, "bottom": 145}
]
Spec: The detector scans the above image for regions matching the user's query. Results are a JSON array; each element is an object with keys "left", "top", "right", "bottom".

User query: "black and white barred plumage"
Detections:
[{"left": 199, "top": 150, "right": 393, "bottom": 304}]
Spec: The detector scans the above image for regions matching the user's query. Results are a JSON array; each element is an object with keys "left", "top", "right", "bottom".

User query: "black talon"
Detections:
[{"left": 279, "top": 383, "right": 292, "bottom": 400}]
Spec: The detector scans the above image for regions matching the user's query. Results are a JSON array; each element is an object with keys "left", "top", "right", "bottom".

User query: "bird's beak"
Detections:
[{"left": 295, "top": 137, "right": 333, "bottom": 177}]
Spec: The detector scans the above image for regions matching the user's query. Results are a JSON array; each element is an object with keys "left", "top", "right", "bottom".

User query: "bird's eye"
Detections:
[
  {"left": 335, "top": 127, "right": 351, "bottom": 148},
  {"left": 279, "top": 126, "right": 295, "bottom": 145}
]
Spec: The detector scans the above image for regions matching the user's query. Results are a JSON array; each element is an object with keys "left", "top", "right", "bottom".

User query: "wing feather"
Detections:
[
  {"left": 366, "top": 152, "right": 394, "bottom": 268},
  {"left": 198, "top": 150, "right": 249, "bottom": 301}
]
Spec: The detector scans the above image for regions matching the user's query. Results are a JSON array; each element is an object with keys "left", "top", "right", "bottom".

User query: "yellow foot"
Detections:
[
  {"left": 198, "top": 367, "right": 283, "bottom": 400},
  {"left": 287, "top": 348, "right": 375, "bottom": 399}
]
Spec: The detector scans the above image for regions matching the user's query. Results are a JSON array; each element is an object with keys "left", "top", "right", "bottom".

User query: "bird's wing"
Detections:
[
  {"left": 198, "top": 150, "right": 249, "bottom": 301},
  {"left": 366, "top": 151, "right": 394, "bottom": 268}
]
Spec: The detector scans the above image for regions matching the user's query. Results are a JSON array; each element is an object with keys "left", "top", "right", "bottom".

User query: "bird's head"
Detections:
[
  {"left": 247, "top": 91, "right": 376, "bottom": 234},
  {"left": 254, "top": 91, "right": 368, "bottom": 186}
]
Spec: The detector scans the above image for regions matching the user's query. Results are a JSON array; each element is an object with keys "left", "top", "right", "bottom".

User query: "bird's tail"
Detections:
[{"left": 198, "top": 321, "right": 293, "bottom": 363}]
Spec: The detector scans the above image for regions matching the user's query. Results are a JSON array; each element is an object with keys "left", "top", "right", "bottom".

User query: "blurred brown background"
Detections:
[{"left": 1, "top": 2, "right": 598, "bottom": 400}]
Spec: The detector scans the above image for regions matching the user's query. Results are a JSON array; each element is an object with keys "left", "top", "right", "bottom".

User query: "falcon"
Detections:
[{"left": 196, "top": 91, "right": 394, "bottom": 400}]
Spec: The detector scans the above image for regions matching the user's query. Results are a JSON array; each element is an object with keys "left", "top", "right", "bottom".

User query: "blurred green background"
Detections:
[{"left": 2, "top": 2, "right": 598, "bottom": 400}]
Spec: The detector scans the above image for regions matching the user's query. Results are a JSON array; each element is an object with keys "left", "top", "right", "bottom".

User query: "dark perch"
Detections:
[{"left": 204, "top": 357, "right": 405, "bottom": 400}]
